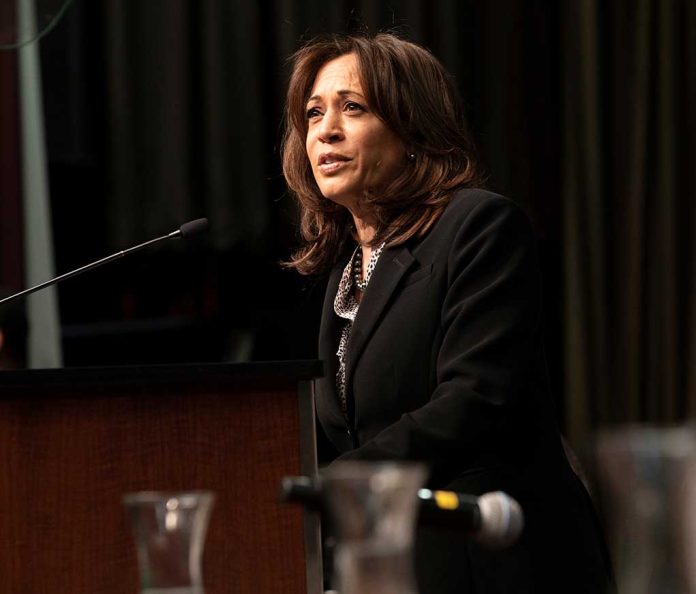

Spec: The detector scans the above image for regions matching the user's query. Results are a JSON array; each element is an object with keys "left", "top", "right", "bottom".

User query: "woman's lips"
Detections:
[
  {"left": 317, "top": 152, "right": 351, "bottom": 175},
  {"left": 318, "top": 159, "right": 350, "bottom": 175}
]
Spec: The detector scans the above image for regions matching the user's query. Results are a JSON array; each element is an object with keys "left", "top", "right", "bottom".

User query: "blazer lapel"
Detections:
[
  {"left": 318, "top": 261, "right": 345, "bottom": 371},
  {"left": 316, "top": 258, "right": 349, "bottom": 424},
  {"left": 344, "top": 244, "right": 415, "bottom": 390}
]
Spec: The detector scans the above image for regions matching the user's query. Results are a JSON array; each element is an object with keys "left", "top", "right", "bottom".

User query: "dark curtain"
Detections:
[
  {"left": 91, "top": 0, "right": 565, "bottom": 371},
  {"left": 0, "top": 49, "right": 23, "bottom": 291},
  {"left": 103, "top": 0, "right": 267, "bottom": 251},
  {"left": 562, "top": 0, "right": 696, "bottom": 443},
  {"left": 87, "top": 0, "right": 566, "bottom": 371},
  {"left": 99, "top": 0, "right": 560, "bottom": 250}
]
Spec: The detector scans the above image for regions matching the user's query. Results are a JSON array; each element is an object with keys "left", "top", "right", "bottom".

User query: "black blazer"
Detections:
[{"left": 315, "top": 189, "right": 613, "bottom": 593}]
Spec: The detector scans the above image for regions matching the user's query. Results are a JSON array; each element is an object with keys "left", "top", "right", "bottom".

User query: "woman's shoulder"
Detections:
[
  {"left": 432, "top": 188, "right": 534, "bottom": 239},
  {"left": 412, "top": 188, "right": 541, "bottom": 286},
  {"left": 445, "top": 188, "right": 527, "bottom": 218}
]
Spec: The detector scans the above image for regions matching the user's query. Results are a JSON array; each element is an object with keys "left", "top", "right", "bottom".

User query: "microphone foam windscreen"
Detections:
[
  {"left": 179, "top": 218, "right": 209, "bottom": 238},
  {"left": 476, "top": 491, "right": 524, "bottom": 549}
]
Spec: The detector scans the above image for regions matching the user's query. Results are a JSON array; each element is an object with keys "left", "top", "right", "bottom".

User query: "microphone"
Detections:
[
  {"left": 174, "top": 218, "right": 209, "bottom": 239},
  {"left": 416, "top": 488, "right": 523, "bottom": 549},
  {"left": 280, "top": 476, "right": 524, "bottom": 550},
  {"left": 0, "top": 218, "right": 209, "bottom": 307}
]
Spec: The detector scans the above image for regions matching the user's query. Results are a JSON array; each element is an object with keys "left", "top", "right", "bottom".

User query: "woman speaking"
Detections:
[{"left": 282, "top": 33, "right": 612, "bottom": 593}]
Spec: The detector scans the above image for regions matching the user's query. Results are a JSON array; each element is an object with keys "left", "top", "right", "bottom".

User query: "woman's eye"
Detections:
[
  {"left": 344, "top": 101, "right": 364, "bottom": 112},
  {"left": 306, "top": 107, "right": 321, "bottom": 119}
]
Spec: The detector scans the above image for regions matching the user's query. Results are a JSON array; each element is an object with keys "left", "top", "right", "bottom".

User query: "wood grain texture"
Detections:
[{"left": 0, "top": 366, "right": 315, "bottom": 594}]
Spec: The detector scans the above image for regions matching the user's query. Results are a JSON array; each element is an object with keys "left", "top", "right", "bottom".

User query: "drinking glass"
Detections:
[
  {"left": 123, "top": 491, "right": 215, "bottom": 594},
  {"left": 322, "top": 462, "right": 427, "bottom": 594},
  {"left": 596, "top": 426, "right": 696, "bottom": 594}
]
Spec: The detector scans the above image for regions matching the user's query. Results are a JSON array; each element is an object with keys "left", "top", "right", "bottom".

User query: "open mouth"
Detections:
[{"left": 317, "top": 153, "right": 351, "bottom": 174}]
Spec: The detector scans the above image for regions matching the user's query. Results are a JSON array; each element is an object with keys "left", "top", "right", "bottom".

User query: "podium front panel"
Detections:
[{"left": 0, "top": 361, "right": 322, "bottom": 594}]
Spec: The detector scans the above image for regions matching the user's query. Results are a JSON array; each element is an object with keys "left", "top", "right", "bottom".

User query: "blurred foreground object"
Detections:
[
  {"left": 323, "top": 462, "right": 426, "bottom": 594},
  {"left": 123, "top": 491, "right": 215, "bottom": 594},
  {"left": 281, "top": 474, "right": 524, "bottom": 550},
  {"left": 596, "top": 426, "right": 696, "bottom": 594},
  {"left": 282, "top": 462, "right": 525, "bottom": 594}
]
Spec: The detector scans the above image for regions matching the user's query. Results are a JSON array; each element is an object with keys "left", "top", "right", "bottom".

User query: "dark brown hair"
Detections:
[{"left": 282, "top": 33, "right": 485, "bottom": 275}]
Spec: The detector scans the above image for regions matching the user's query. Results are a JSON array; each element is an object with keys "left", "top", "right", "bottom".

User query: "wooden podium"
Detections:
[{"left": 0, "top": 361, "right": 323, "bottom": 594}]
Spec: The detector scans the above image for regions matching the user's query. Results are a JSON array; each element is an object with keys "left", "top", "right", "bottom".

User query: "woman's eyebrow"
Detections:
[{"left": 306, "top": 89, "right": 365, "bottom": 104}]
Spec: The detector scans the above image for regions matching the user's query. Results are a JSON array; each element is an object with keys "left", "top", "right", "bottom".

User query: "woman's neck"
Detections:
[{"left": 352, "top": 214, "right": 377, "bottom": 245}]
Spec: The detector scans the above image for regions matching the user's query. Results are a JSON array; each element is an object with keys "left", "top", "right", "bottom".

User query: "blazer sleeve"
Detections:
[{"left": 335, "top": 196, "right": 548, "bottom": 483}]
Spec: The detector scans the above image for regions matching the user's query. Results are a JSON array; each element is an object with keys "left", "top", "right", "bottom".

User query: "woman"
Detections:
[{"left": 282, "top": 33, "right": 612, "bottom": 593}]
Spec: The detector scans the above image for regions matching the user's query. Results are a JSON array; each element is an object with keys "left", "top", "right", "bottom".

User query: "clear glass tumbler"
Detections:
[
  {"left": 596, "top": 426, "right": 696, "bottom": 594},
  {"left": 322, "top": 461, "right": 427, "bottom": 594},
  {"left": 123, "top": 491, "right": 215, "bottom": 594}
]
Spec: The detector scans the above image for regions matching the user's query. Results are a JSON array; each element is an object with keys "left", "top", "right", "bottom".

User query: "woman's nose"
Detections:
[{"left": 317, "top": 110, "right": 344, "bottom": 143}]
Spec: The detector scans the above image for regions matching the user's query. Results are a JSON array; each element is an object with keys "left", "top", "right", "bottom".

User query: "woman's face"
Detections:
[{"left": 305, "top": 53, "right": 405, "bottom": 213}]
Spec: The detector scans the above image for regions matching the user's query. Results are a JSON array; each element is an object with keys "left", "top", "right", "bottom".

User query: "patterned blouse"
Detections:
[{"left": 333, "top": 243, "right": 386, "bottom": 422}]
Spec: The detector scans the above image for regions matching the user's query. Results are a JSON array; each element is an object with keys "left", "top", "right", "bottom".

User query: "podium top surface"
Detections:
[{"left": 0, "top": 360, "right": 324, "bottom": 391}]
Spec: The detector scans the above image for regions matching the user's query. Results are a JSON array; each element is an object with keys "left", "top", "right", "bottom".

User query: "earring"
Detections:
[{"left": 408, "top": 152, "right": 416, "bottom": 161}]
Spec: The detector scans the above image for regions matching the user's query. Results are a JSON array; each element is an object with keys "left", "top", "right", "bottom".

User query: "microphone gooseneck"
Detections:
[{"left": 0, "top": 219, "right": 209, "bottom": 307}]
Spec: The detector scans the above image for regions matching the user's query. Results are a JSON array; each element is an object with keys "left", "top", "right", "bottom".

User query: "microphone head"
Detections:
[
  {"left": 475, "top": 491, "right": 524, "bottom": 549},
  {"left": 279, "top": 476, "right": 323, "bottom": 511},
  {"left": 179, "top": 218, "right": 209, "bottom": 238}
]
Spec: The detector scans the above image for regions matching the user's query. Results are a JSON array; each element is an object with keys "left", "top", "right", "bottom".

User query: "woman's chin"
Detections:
[{"left": 320, "top": 189, "right": 361, "bottom": 210}]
